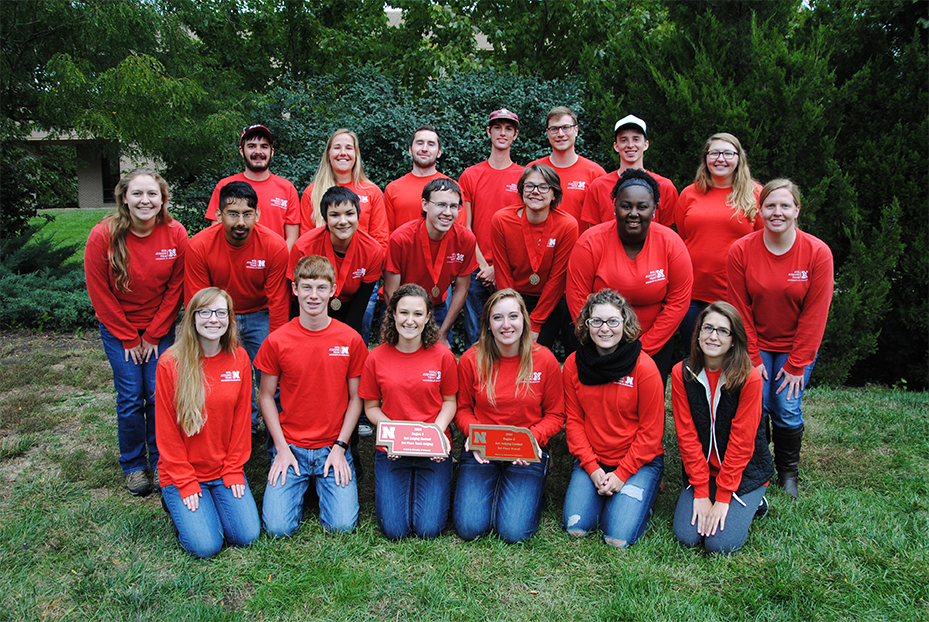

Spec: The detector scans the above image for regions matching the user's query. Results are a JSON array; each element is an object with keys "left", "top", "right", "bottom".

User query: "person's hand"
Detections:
[
  {"left": 597, "top": 471, "right": 625, "bottom": 496},
  {"left": 757, "top": 362, "right": 768, "bottom": 381},
  {"left": 692, "top": 496, "right": 713, "bottom": 535},
  {"left": 512, "top": 459, "right": 530, "bottom": 466},
  {"left": 589, "top": 468, "right": 607, "bottom": 493},
  {"left": 268, "top": 445, "right": 300, "bottom": 487},
  {"left": 182, "top": 492, "right": 201, "bottom": 512},
  {"left": 323, "top": 446, "right": 353, "bottom": 487},
  {"left": 477, "top": 264, "right": 495, "bottom": 287},
  {"left": 437, "top": 330, "right": 451, "bottom": 349},
  {"left": 124, "top": 344, "right": 144, "bottom": 364},
  {"left": 464, "top": 438, "right": 488, "bottom": 464},
  {"left": 139, "top": 339, "right": 159, "bottom": 362},
  {"left": 228, "top": 483, "right": 245, "bottom": 499},
  {"left": 775, "top": 368, "right": 805, "bottom": 401},
  {"left": 704, "top": 501, "right": 730, "bottom": 536}
]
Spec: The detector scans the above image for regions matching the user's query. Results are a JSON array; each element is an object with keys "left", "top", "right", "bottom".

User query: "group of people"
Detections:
[{"left": 84, "top": 107, "right": 834, "bottom": 559}]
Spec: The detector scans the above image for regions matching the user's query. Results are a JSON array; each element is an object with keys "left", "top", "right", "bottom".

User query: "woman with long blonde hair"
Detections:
[
  {"left": 155, "top": 288, "right": 260, "bottom": 558},
  {"left": 453, "top": 289, "right": 565, "bottom": 543},
  {"left": 84, "top": 167, "right": 187, "bottom": 496}
]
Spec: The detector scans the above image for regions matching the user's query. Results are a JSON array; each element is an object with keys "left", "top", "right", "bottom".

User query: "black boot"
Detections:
[{"left": 772, "top": 424, "right": 803, "bottom": 499}]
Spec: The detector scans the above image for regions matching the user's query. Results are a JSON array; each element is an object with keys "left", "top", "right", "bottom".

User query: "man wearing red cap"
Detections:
[
  {"left": 458, "top": 108, "right": 525, "bottom": 346},
  {"left": 204, "top": 124, "right": 301, "bottom": 250}
]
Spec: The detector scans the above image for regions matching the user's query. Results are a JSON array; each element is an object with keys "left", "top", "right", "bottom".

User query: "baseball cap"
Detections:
[
  {"left": 488, "top": 108, "right": 520, "bottom": 127},
  {"left": 614, "top": 115, "right": 647, "bottom": 138},
  {"left": 240, "top": 124, "right": 274, "bottom": 146}
]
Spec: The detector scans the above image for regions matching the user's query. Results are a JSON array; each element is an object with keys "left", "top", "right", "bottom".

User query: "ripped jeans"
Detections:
[{"left": 562, "top": 455, "right": 664, "bottom": 547}]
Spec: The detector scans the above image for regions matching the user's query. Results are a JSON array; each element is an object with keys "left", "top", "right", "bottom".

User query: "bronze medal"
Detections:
[
  {"left": 529, "top": 273, "right": 541, "bottom": 285},
  {"left": 431, "top": 286, "right": 441, "bottom": 298},
  {"left": 330, "top": 298, "right": 342, "bottom": 311}
]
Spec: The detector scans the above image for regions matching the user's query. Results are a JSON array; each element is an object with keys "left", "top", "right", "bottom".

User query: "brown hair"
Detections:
[
  {"left": 545, "top": 106, "right": 578, "bottom": 126},
  {"left": 687, "top": 301, "right": 753, "bottom": 393},
  {"left": 693, "top": 133, "right": 758, "bottom": 222},
  {"left": 474, "top": 289, "right": 534, "bottom": 406},
  {"left": 293, "top": 255, "right": 335, "bottom": 285},
  {"left": 380, "top": 283, "right": 440, "bottom": 348},
  {"left": 574, "top": 288, "right": 642, "bottom": 345},
  {"left": 517, "top": 163, "right": 563, "bottom": 210}
]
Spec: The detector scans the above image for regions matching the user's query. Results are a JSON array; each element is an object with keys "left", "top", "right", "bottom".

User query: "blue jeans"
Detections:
[
  {"left": 262, "top": 444, "right": 359, "bottom": 536},
  {"left": 361, "top": 280, "right": 381, "bottom": 346},
  {"left": 453, "top": 449, "right": 550, "bottom": 543},
  {"left": 374, "top": 452, "right": 452, "bottom": 540},
  {"left": 162, "top": 475, "right": 261, "bottom": 558},
  {"left": 463, "top": 270, "right": 492, "bottom": 348},
  {"left": 759, "top": 350, "right": 817, "bottom": 430},
  {"left": 236, "top": 309, "right": 270, "bottom": 432},
  {"left": 432, "top": 297, "right": 452, "bottom": 344},
  {"left": 100, "top": 323, "right": 175, "bottom": 474},
  {"left": 562, "top": 456, "right": 664, "bottom": 547},
  {"left": 673, "top": 480, "right": 768, "bottom": 555}
]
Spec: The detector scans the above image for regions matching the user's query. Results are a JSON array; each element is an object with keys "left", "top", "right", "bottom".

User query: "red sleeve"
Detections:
[
  {"left": 265, "top": 236, "right": 290, "bottom": 332},
  {"left": 221, "top": 349, "right": 253, "bottom": 488},
  {"left": 713, "top": 369, "right": 763, "bottom": 503},
  {"left": 490, "top": 212, "right": 516, "bottom": 291},
  {"left": 440, "top": 347, "right": 459, "bottom": 396},
  {"left": 284, "top": 181, "right": 300, "bottom": 226},
  {"left": 365, "top": 185, "right": 390, "bottom": 252},
  {"left": 529, "top": 214, "right": 578, "bottom": 332},
  {"left": 563, "top": 356, "right": 602, "bottom": 475},
  {"left": 527, "top": 348, "right": 565, "bottom": 447},
  {"left": 457, "top": 227, "right": 479, "bottom": 276},
  {"left": 385, "top": 226, "right": 406, "bottom": 275},
  {"left": 300, "top": 183, "right": 315, "bottom": 235},
  {"left": 348, "top": 331, "right": 368, "bottom": 379},
  {"left": 656, "top": 178, "right": 679, "bottom": 227},
  {"left": 673, "top": 186, "right": 694, "bottom": 241},
  {"left": 640, "top": 230, "right": 693, "bottom": 355},
  {"left": 566, "top": 229, "right": 598, "bottom": 321},
  {"left": 184, "top": 232, "right": 214, "bottom": 308},
  {"left": 726, "top": 240, "right": 762, "bottom": 366},
  {"left": 154, "top": 353, "right": 202, "bottom": 498},
  {"left": 361, "top": 234, "right": 385, "bottom": 283},
  {"left": 142, "top": 224, "right": 187, "bottom": 347},
  {"left": 206, "top": 182, "right": 221, "bottom": 222},
  {"left": 453, "top": 349, "right": 479, "bottom": 438},
  {"left": 614, "top": 355, "right": 665, "bottom": 482},
  {"left": 671, "top": 363, "right": 711, "bottom": 499},
  {"left": 84, "top": 223, "right": 140, "bottom": 348},
  {"left": 785, "top": 240, "right": 834, "bottom": 375}
]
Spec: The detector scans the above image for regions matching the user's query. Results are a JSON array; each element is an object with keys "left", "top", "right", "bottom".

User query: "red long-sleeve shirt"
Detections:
[
  {"left": 185, "top": 223, "right": 289, "bottom": 332},
  {"left": 566, "top": 222, "right": 693, "bottom": 355},
  {"left": 155, "top": 347, "right": 252, "bottom": 498},
  {"left": 727, "top": 230, "right": 834, "bottom": 375},
  {"left": 491, "top": 206, "right": 578, "bottom": 332},
  {"left": 580, "top": 169, "right": 678, "bottom": 229},
  {"left": 84, "top": 219, "right": 187, "bottom": 349},
  {"left": 455, "top": 345, "right": 565, "bottom": 448},
  {"left": 563, "top": 351, "right": 665, "bottom": 481},
  {"left": 300, "top": 180, "right": 389, "bottom": 251}
]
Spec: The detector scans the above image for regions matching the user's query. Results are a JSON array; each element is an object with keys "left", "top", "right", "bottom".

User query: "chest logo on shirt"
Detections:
[
  {"left": 787, "top": 270, "right": 809, "bottom": 282},
  {"left": 270, "top": 197, "right": 288, "bottom": 210},
  {"left": 154, "top": 248, "right": 177, "bottom": 261},
  {"left": 328, "top": 346, "right": 350, "bottom": 357},
  {"left": 530, "top": 372, "right": 542, "bottom": 384},
  {"left": 245, "top": 259, "right": 266, "bottom": 270},
  {"left": 645, "top": 269, "right": 666, "bottom": 284},
  {"left": 422, "top": 370, "right": 442, "bottom": 383},
  {"left": 567, "top": 181, "right": 587, "bottom": 191},
  {"left": 505, "top": 183, "right": 518, "bottom": 193},
  {"left": 358, "top": 195, "right": 369, "bottom": 203},
  {"left": 220, "top": 370, "right": 241, "bottom": 382},
  {"left": 613, "top": 375, "right": 634, "bottom": 387},
  {"left": 547, "top": 238, "right": 557, "bottom": 248},
  {"left": 351, "top": 267, "right": 366, "bottom": 280},
  {"left": 446, "top": 253, "right": 465, "bottom": 264}
]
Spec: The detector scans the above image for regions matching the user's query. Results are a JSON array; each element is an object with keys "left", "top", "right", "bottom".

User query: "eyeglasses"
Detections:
[
  {"left": 707, "top": 150, "right": 738, "bottom": 161},
  {"left": 222, "top": 210, "right": 257, "bottom": 221},
  {"left": 586, "top": 317, "right": 623, "bottom": 328},
  {"left": 523, "top": 183, "right": 551, "bottom": 194},
  {"left": 196, "top": 308, "right": 229, "bottom": 319},
  {"left": 700, "top": 323, "right": 731, "bottom": 337},
  {"left": 546, "top": 124, "right": 577, "bottom": 135},
  {"left": 428, "top": 201, "right": 460, "bottom": 212}
]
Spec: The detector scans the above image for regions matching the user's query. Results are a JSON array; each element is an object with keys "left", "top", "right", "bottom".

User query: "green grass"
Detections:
[
  {"left": 30, "top": 208, "right": 111, "bottom": 262},
  {"left": 1, "top": 343, "right": 927, "bottom": 621}
]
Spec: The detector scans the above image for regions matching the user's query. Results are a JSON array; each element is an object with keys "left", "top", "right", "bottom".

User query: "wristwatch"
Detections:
[{"left": 332, "top": 440, "right": 350, "bottom": 451}]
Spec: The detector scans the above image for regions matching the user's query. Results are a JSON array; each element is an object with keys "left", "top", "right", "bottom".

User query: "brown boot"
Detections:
[{"left": 772, "top": 424, "right": 803, "bottom": 499}]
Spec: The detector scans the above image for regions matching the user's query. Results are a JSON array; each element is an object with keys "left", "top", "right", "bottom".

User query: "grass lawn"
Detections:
[
  {"left": 30, "top": 208, "right": 112, "bottom": 263},
  {"left": 0, "top": 332, "right": 926, "bottom": 621}
]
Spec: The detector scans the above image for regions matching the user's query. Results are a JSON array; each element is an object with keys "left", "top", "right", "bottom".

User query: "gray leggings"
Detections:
[{"left": 673, "top": 480, "right": 767, "bottom": 555}]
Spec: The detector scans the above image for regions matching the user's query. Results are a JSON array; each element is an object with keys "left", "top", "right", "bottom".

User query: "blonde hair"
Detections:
[
  {"left": 106, "top": 168, "right": 172, "bottom": 292},
  {"left": 475, "top": 289, "right": 534, "bottom": 407},
  {"left": 693, "top": 133, "right": 759, "bottom": 222},
  {"left": 309, "top": 129, "right": 370, "bottom": 228},
  {"left": 170, "top": 288, "right": 239, "bottom": 436}
]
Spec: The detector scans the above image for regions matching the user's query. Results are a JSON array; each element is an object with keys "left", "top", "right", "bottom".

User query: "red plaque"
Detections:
[
  {"left": 376, "top": 421, "right": 450, "bottom": 457},
  {"left": 468, "top": 424, "right": 540, "bottom": 462}
]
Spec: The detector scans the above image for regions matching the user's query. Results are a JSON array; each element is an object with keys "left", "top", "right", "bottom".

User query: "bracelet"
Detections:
[{"left": 332, "top": 440, "right": 350, "bottom": 451}]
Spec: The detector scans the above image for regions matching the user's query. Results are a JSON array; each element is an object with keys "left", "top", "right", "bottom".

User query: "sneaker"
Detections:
[
  {"left": 151, "top": 468, "right": 161, "bottom": 491},
  {"left": 127, "top": 470, "right": 151, "bottom": 496},
  {"left": 358, "top": 423, "right": 373, "bottom": 437},
  {"left": 754, "top": 496, "right": 769, "bottom": 521}
]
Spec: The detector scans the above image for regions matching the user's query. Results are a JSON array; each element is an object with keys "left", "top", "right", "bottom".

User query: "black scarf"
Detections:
[{"left": 575, "top": 339, "right": 642, "bottom": 386}]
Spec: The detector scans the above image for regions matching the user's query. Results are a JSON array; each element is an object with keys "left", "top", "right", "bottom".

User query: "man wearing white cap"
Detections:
[
  {"left": 580, "top": 114, "right": 679, "bottom": 229},
  {"left": 458, "top": 108, "right": 525, "bottom": 346}
]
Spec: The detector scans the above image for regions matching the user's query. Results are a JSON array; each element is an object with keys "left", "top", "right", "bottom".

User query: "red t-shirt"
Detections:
[
  {"left": 300, "top": 180, "right": 389, "bottom": 251},
  {"left": 566, "top": 222, "right": 693, "bottom": 355},
  {"left": 455, "top": 345, "right": 565, "bottom": 448},
  {"left": 254, "top": 318, "right": 368, "bottom": 449},
  {"left": 288, "top": 226, "right": 383, "bottom": 304},
  {"left": 155, "top": 347, "right": 252, "bottom": 498},
  {"left": 675, "top": 184, "right": 763, "bottom": 303},
  {"left": 672, "top": 363, "right": 764, "bottom": 503},
  {"left": 528, "top": 155, "right": 606, "bottom": 224},
  {"left": 491, "top": 206, "right": 579, "bottom": 332},
  {"left": 458, "top": 160, "right": 524, "bottom": 264},
  {"left": 580, "top": 169, "right": 678, "bottom": 228},
  {"left": 84, "top": 219, "right": 187, "bottom": 349},
  {"left": 563, "top": 351, "right": 664, "bottom": 481},
  {"left": 386, "top": 218, "right": 478, "bottom": 305},
  {"left": 358, "top": 342, "right": 459, "bottom": 447},
  {"left": 185, "top": 223, "right": 290, "bottom": 332},
  {"left": 205, "top": 172, "right": 300, "bottom": 240},
  {"left": 383, "top": 171, "right": 453, "bottom": 232},
  {"left": 727, "top": 230, "right": 834, "bottom": 375}
]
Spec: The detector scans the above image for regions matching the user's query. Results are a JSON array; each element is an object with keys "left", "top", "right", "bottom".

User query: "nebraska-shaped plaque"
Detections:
[
  {"left": 468, "top": 424, "right": 540, "bottom": 462},
  {"left": 376, "top": 421, "right": 450, "bottom": 457}
]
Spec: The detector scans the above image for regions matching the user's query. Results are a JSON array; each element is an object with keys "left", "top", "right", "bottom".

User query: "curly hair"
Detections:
[
  {"left": 574, "top": 288, "right": 642, "bottom": 345},
  {"left": 379, "top": 283, "right": 440, "bottom": 348},
  {"left": 610, "top": 167, "right": 661, "bottom": 206}
]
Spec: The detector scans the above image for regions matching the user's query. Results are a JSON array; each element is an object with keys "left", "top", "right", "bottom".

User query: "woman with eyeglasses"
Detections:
[
  {"left": 673, "top": 133, "right": 762, "bottom": 348},
  {"left": 562, "top": 289, "right": 664, "bottom": 547},
  {"left": 155, "top": 288, "right": 260, "bottom": 558},
  {"left": 84, "top": 167, "right": 187, "bottom": 497},
  {"left": 727, "top": 179, "right": 833, "bottom": 499},
  {"left": 490, "top": 164, "right": 579, "bottom": 348},
  {"left": 671, "top": 301, "right": 774, "bottom": 555},
  {"left": 567, "top": 168, "right": 693, "bottom": 384}
]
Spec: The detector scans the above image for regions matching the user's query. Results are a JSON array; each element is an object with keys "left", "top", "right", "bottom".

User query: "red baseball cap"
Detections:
[
  {"left": 488, "top": 108, "right": 520, "bottom": 127},
  {"left": 240, "top": 124, "right": 274, "bottom": 146}
]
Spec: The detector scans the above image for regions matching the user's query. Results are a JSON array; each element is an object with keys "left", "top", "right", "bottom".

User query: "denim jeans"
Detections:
[
  {"left": 453, "top": 449, "right": 550, "bottom": 543},
  {"left": 463, "top": 270, "right": 492, "bottom": 348},
  {"left": 361, "top": 281, "right": 381, "bottom": 346},
  {"left": 562, "top": 456, "right": 664, "bottom": 547},
  {"left": 759, "top": 350, "right": 817, "bottom": 430},
  {"left": 162, "top": 475, "right": 261, "bottom": 558},
  {"left": 100, "top": 323, "right": 175, "bottom": 474},
  {"left": 262, "top": 444, "right": 359, "bottom": 536},
  {"left": 673, "top": 480, "right": 768, "bottom": 555},
  {"left": 432, "top": 297, "right": 452, "bottom": 345},
  {"left": 236, "top": 309, "right": 270, "bottom": 432},
  {"left": 374, "top": 452, "right": 452, "bottom": 540}
]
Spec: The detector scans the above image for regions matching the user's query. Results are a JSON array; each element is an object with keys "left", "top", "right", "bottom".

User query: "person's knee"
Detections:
[
  {"left": 262, "top": 511, "right": 299, "bottom": 538},
  {"left": 603, "top": 536, "right": 630, "bottom": 548},
  {"left": 705, "top": 536, "right": 741, "bottom": 556},
  {"left": 672, "top": 524, "right": 702, "bottom": 548},
  {"left": 563, "top": 513, "right": 589, "bottom": 538},
  {"left": 183, "top": 534, "right": 224, "bottom": 559}
]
